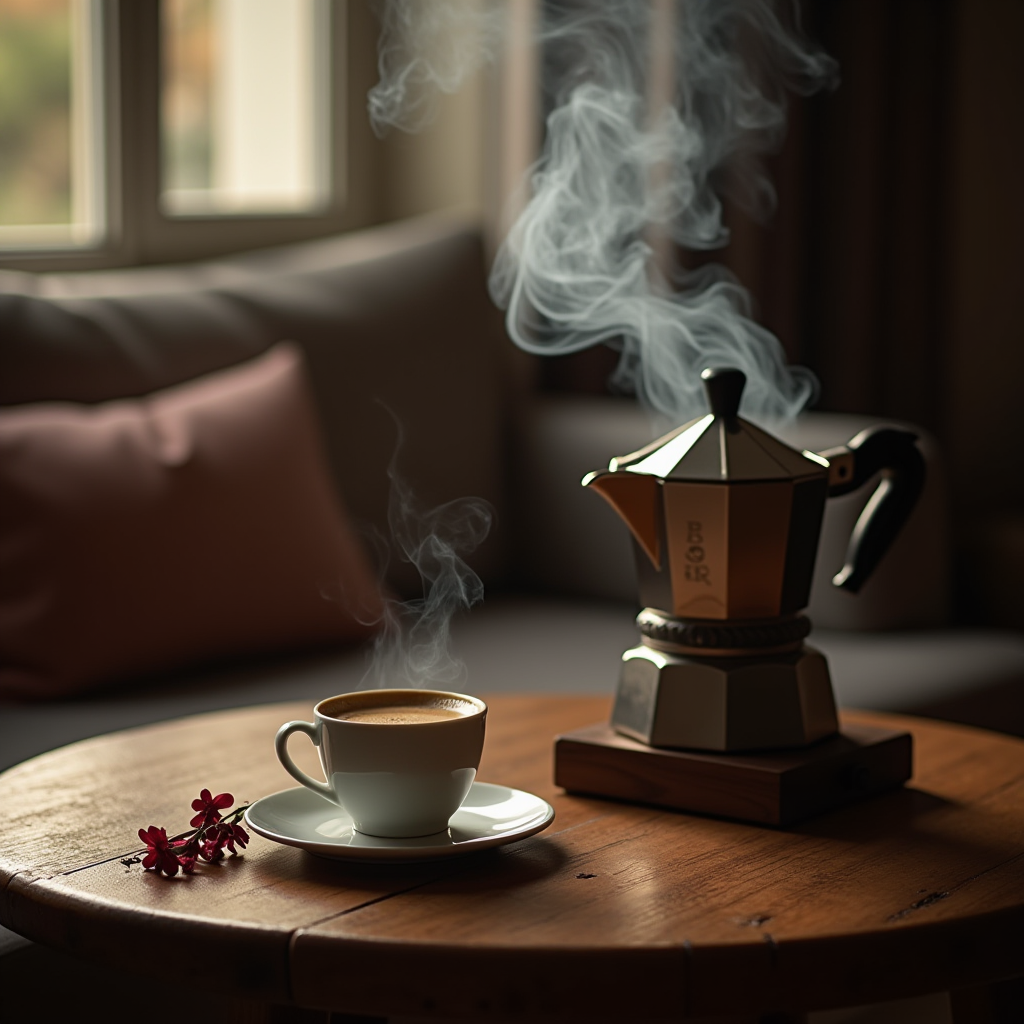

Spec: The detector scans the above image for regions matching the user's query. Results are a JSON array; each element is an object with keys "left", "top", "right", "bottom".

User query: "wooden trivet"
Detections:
[{"left": 554, "top": 721, "right": 912, "bottom": 827}]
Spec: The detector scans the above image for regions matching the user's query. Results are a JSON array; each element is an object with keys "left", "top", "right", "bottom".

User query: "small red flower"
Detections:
[
  {"left": 199, "top": 821, "right": 250, "bottom": 862},
  {"left": 189, "top": 789, "right": 233, "bottom": 828},
  {"left": 132, "top": 788, "right": 249, "bottom": 880},
  {"left": 223, "top": 822, "right": 249, "bottom": 853},
  {"left": 201, "top": 833, "right": 225, "bottom": 863},
  {"left": 138, "top": 826, "right": 182, "bottom": 877},
  {"left": 172, "top": 837, "right": 201, "bottom": 875}
]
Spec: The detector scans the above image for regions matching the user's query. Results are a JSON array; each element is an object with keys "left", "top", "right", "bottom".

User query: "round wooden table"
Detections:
[{"left": 1, "top": 696, "right": 1022, "bottom": 1022}]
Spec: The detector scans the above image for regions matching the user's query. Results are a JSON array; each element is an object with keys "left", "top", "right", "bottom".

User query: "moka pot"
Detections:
[{"left": 583, "top": 367, "right": 925, "bottom": 752}]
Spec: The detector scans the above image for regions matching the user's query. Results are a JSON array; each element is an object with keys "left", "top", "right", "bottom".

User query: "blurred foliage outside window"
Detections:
[
  {"left": 0, "top": 0, "right": 73, "bottom": 227},
  {"left": 0, "top": 0, "right": 102, "bottom": 248},
  {"left": 163, "top": 0, "right": 216, "bottom": 194}
]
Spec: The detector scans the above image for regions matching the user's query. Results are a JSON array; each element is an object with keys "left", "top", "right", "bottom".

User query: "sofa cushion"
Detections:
[
  {"left": 0, "top": 343, "right": 382, "bottom": 699},
  {"left": 0, "top": 213, "right": 510, "bottom": 596}
]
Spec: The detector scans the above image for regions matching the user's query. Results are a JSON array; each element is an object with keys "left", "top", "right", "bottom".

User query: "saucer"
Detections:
[{"left": 244, "top": 781, "right": 555, "bottom": 862}]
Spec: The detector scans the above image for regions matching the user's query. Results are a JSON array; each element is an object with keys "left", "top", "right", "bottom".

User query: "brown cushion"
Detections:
[{"left": 0, "top": 343, "right": 383, "bottom": 699}]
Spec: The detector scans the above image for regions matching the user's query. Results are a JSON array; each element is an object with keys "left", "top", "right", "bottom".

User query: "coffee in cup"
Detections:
[
  {"left": 334, "top": 704, "right": 465, "bottom": 725},
  {"left": 275, "top": 689, "right": 486, "bottom": 838}
]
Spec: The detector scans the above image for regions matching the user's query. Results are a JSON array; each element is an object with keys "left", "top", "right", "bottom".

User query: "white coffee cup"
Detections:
[{"left": 275, "top": 689, "right": 487, "bottom": 838}]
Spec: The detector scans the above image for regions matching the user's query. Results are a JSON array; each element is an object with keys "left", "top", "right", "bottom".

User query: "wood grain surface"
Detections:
[{"left": 1, "top": 696, "right": 1022, "bottom": 1021}]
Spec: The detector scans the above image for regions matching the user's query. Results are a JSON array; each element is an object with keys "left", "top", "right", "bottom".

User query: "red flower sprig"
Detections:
[{"left": 123, "top": 789, "right": 250, "bottom": 877}]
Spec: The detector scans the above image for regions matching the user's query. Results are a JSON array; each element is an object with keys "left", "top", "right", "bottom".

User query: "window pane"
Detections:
[
  {"left": 0, "top": 0, "right": 104, "bottom": 249},
  {"left": 161, "top": 0, "right": 328, "bottom": 216}
]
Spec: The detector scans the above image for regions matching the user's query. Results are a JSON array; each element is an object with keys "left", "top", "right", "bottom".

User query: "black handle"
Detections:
[{"left": 824, "top": 427, "right": 926, "bottom": 594}]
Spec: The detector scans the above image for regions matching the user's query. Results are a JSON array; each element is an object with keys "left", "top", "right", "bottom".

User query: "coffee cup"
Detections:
[{"left": 275, "top": 689, "right": 487, "bottom": 838}]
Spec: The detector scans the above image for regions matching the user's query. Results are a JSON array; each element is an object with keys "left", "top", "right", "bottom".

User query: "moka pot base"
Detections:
[
  {"left": 554, "top": 608, "right": 912, "bottom": 826},
  {"left": 612, "top": 608, "right": 839, "bottom": 752},
  {"left": 553, "top": 719, "right": 913, "bottom": 828}
]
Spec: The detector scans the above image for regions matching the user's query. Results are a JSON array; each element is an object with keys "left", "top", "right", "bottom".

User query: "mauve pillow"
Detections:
[{"left": 0, "top": 342, "right": 383, "bottom": 699}]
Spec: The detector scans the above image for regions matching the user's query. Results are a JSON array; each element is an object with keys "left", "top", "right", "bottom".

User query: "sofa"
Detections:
[{"left": 2, "top": 212, "right": 1023, "bottom": 1011}]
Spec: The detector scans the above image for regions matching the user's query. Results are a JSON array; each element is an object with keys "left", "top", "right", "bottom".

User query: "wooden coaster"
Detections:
[{"left": 554, "top": 721, "right": 913, "bottom": 827}]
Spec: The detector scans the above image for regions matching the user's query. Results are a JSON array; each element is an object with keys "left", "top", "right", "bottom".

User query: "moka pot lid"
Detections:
[{"left": 610, "top": 368, "right": 825, "bottom": 483}]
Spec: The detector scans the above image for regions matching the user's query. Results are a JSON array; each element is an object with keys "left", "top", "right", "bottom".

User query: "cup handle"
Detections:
[{"left": 275, "top": 720, "right": 335, "bottom": 802}]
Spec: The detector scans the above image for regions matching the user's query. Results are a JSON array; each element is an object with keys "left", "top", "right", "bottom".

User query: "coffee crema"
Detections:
[{"left": 336, "top": 704, "right": 468, "bottom": 725}]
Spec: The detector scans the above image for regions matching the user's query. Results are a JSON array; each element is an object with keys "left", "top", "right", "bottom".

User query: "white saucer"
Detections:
[{"left": 244, "top": 781, "right": 555, "bottom": 862}]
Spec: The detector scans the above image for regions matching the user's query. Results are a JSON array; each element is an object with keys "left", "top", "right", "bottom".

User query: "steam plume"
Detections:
[
  {"left": 370, "top": 0, "right": 837, "bottom": 424},
  {"left": 368, "top": 0, "right": 506, "bottom": 135},
  {"left": 362, "top": 449, "right": 493, "bottom": 691}
]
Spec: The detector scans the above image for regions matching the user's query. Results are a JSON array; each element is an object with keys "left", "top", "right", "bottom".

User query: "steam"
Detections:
[
  {"left": 362, "top": 450, "right": 493, "bottom": 691},
  {"left": 370, "top": 0, "right": 837, "bottom": 424},
  {"left": 368, "top": 0, "right": 506, "bottom": 135}
]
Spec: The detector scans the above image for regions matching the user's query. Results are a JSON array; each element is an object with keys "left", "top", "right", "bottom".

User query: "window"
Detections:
[{"left": 0, "top": 0, "right": 353, "bottom": 269}]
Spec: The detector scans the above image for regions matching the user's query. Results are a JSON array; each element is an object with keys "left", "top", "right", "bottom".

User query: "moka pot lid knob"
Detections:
[{"left": 700, "top": 367, "right": 745, "bottom": 422}]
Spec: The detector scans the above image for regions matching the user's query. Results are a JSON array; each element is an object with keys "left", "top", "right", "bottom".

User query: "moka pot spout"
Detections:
[{"left": 581, "top": 469, "right": 662, "bottom": 568}]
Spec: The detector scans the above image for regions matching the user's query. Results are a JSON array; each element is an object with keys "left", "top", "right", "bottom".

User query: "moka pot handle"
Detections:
[{"left": 818, "top": 427, "right": 926, "bottom": 594}]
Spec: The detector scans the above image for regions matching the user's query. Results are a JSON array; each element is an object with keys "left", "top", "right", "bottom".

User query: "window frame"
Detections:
[{"left": 0, "top": 0, "right": 368, "bottom": 272}]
